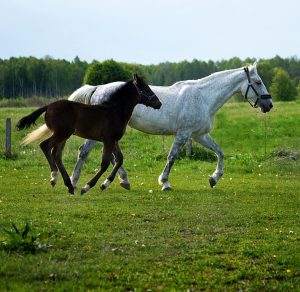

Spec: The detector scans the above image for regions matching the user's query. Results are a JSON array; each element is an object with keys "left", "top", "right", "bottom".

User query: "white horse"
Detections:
[{"left": 68, "top": 62, "right": 272, "bottom": 191}]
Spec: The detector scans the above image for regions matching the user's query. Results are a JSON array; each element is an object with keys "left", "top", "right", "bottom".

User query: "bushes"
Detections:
[
  {"left": 83, "top": 59, "right": 131, "bottom": 85},
  {"left": 269, "top": 68, "right": 297, "bottom": 101}
]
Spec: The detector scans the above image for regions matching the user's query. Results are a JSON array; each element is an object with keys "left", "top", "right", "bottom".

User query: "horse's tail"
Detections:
[
  {"left": 68, "top": 84, "right": 97, "bottom": 104},
  {"left": 21, "top": 124, "right": 53, "bottom": 145},
  {"left": 17, "top": 106, "right": 48, "bottom": 130}
]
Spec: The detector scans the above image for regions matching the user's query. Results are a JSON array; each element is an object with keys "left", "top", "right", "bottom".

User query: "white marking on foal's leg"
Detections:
[
  {"left": 81, "top": 184, "right": 90, "bottom": 195},
  {"left": 50, "top": 171, "right": 58, "bottom": 187},
  {"left": 100, "top": 179, "right": 111, "bottom": 191}
]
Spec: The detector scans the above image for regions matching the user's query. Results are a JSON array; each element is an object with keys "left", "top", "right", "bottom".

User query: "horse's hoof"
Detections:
[
  {"left": 162, "top": 186, "right": 172, "bottom": 191},
  {"left": 161, "top": 182, "right": 172, "bottom": 191},
  {"left": 100, "top": 184, "right": 106, "bottom": 191},
  {"left": 209, "top": 177, "right": 217, "bottom": 188},
  {"left": 120, "top": 181, "right": 130, "bottom": 190},
  {"left": 50, "top": 180, "right": 56, "bottom": 187},
  {"left": 68, "top": 188, "right": 74, "bottom": 195}
]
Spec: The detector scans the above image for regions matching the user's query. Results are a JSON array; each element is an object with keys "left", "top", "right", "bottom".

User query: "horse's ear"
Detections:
[
  {"left": 253, "top": 61, "right": 258, "bottom": 73},
  {"left": 133, "top": 73, "right": 138, "bottom": 81}
]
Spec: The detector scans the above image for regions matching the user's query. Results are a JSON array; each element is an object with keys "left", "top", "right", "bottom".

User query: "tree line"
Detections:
[{"left": 1, "top": 55, "right": 300, "bottom": 101}]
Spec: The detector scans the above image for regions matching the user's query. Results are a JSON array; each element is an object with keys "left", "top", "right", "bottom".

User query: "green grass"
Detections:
[{"left": 0, "top": 101, "right": 299, "bottom": 291}]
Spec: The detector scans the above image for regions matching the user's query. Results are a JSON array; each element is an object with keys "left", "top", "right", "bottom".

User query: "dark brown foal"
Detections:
[{"left": 17, "top": 74, "right": 162, "bottom": 194}]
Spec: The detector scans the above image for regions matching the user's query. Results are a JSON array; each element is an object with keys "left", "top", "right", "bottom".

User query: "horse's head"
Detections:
[
  {"left": 241, "top": 62, "right": 273, "bottom": 113},
  {"left": 133, "top": 73, "right": 162, "bottom": 109}
]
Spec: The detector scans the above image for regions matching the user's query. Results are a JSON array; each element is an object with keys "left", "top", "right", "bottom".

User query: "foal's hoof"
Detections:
[
  {"left": 100, "top": 179, "right": 111, "bottom": 191},
  {"left": 81, "top": 184, "right": 90, "bottom": 195},
  {"left": 209, "top": 177, "right": 217, "bottom": 188},
  {"left": 120, "top": 181, "right": 130, "bottom": 190}
]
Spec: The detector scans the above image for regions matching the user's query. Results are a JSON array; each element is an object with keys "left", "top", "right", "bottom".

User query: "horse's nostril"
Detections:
[{"left": 270, "top": 103, "right": 273, "bottom": 109}]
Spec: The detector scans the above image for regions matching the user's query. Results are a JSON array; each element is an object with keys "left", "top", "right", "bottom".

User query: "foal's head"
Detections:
[{"left": 133, "top": 73, "right": 162, "bottom": 109}]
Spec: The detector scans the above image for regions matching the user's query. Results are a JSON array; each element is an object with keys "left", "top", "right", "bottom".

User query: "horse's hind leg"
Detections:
[
  {"left": 81, "top": 141, "right": 114, "bottom": 195},
  {"left": 70, "top": 139, "right": 97, "bottom": 189},
  {"left": 110, "top": 147, "right": 130, "bottom": 190},
  {"left": 101, "top": 142, "right": 124, "bottom": 191},
  {"left": 52, "top": 140, "right": 74, "bottom": 194},
  {"left": 193, "top": 133, "right": 224, "bottom": 188},
  {"left": 40, "top": 138, "right": 58, "bottom": 187}
]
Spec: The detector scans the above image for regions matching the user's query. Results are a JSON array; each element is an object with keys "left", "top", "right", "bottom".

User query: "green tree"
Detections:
[
  {"left": 83, "top": 59, "right": 131, "bottom": 85},
  {"left": 269, "top": 68, "right": 297, "bottom": 101},
  {"left": 297, "top": 81, "right": 300, "bottom": 100}
]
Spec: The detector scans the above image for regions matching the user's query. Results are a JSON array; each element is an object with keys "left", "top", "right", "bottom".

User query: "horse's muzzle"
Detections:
[{"left": 261, "top": 102, "right": 273, "bottom": 113}]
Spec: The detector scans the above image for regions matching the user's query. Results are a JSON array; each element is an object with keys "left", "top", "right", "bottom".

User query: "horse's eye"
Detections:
[{"left": 256, "top": 81, "right": 262, "bottom": 85}]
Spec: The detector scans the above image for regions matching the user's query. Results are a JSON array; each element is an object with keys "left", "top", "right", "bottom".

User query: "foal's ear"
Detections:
[{"left": 133, "top": 73, "right": 138, "bottom": 81}]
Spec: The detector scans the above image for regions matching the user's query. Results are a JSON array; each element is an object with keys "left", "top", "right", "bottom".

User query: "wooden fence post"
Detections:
[{"left": 5, "top": 118, "right": 11, "bottom": 158}]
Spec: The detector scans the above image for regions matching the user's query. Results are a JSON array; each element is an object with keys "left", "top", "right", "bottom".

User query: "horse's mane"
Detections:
[{"left": 171, "top": 67, "right": 245, "bottom": 88}]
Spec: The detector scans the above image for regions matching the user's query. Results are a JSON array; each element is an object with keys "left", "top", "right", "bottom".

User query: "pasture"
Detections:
[{"left": 0, "top": 101, "right": 299, "bottom": 291}]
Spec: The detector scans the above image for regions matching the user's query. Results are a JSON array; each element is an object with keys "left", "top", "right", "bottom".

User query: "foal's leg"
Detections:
[
  {"left": 52, "top": 141, "right": 74, "bottom": 194},
  {"left": 193, "top": 133, "right": 225, "bottom": 187},
  {"left": 40, "top": 137, "right": 58, "bottom": 187},
  {"left": 71, "top": 139, "right": 130, "bottom": 190},
  {"left": 70, "top": 139, "right": 97, "bottom": 188},
  {"left": 81, "top": 141, "right": 114, "bottom": 195},
  {"left": 158, "top": 133, "right": 189, "bottom": 191},
  {"left": 101, "top": 142, "right": 124, "bottom": 191}
]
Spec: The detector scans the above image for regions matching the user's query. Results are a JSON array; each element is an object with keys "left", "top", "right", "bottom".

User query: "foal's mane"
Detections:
[{"left": 99, "top": 80, "right": 133, "bottom": 108}]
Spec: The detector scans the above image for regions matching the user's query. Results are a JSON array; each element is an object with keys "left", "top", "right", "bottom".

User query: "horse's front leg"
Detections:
[
  {"left": 70, "top": 139, "right": 97, "bottom": 189},
  {"left": 158, "top": 133, "right": 189, "bottom": 191},
  {"left": 81, "top": 141, "right": 114, "bottom": 195},
  {"left": 194, "top": 133, "right": 225, "bottom": 187},
  {"left": 101, "top": 143, "right": 124, "bottom": 191}
]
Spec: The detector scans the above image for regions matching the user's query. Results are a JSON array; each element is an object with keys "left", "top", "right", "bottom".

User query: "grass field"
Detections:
[{"left": 0, "top": 101, "right": 299, "bottom": 291}]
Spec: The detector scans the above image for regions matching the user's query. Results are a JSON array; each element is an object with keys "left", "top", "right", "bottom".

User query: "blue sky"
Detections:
[{"left": 1, "top": 0, "right": 299, "bottom": 64}]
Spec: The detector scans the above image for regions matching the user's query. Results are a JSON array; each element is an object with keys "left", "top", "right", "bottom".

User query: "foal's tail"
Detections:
[
  {"left": 17, "top": 106, "right": 48, "bottom": 130},
  {"left": 16, "top": 106, "right": 53, "bottom": 145},
  {"left": 68, "top": 84, "right": 98, "bottom": 104}
]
